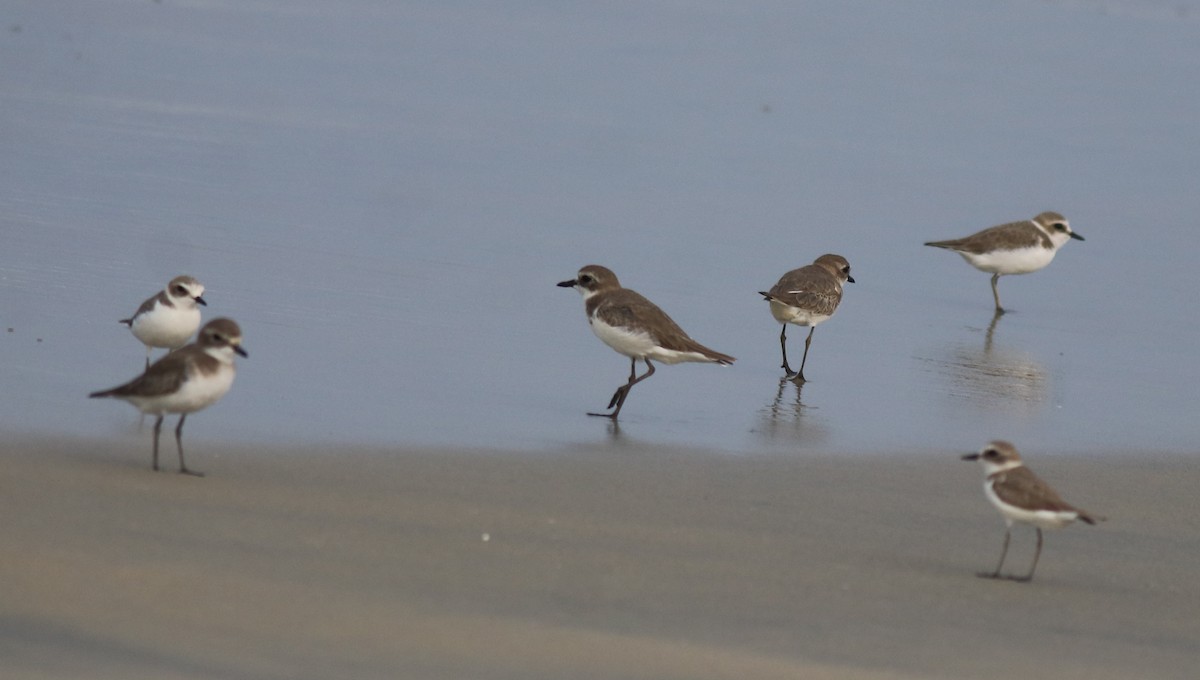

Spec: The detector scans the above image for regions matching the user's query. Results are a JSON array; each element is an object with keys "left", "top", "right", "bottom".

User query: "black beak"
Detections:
[
  {"left": 1070, "top": 232, "right": 1085, "bottom": 241},
  {"left": 961, "top": 453, "right": 980, "bottom": 461},
  {"left": 846, "top": 275, "right": 856, "bottom": 284},
  {"left": 234, "top": 346, "right": 248, "bottom": 358},
  {"left": 557, "top": 279, "right": 577, "bottom": 288},
  {"left": 196, "top": 296, "right": 208, "bottom": 306}
]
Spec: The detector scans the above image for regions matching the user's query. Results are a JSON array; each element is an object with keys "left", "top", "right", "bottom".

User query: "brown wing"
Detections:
[
  {"left": 121, "top": 290, "right": 170, "bottom": 325},
  {"left": 991, "top": 467, "right": 1079, "bottom": 514},
  {"left": 762, "top": 265, "right": 842, "bottom": 316},
  {"left": 926, "top": 221, "right": 1051, "bottom": 254},
  {"left": 89, "top": 348, "right": 193, "bottom": 399},
  {"left": 590, "top": 289, "right": 734, "bottom": 364}
]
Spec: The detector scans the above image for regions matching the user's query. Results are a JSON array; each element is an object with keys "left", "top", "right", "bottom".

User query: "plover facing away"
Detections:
[
  {"left": 759, "top": 254, "right": 853, "bottom": 382},
  {"left": 558, "top": 265, "right": 734, "bottom": 421}
]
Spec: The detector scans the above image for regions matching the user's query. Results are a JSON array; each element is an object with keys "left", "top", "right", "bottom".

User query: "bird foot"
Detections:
[{"left": 976, "top": 571, "right": 1032, "bottom": 583}]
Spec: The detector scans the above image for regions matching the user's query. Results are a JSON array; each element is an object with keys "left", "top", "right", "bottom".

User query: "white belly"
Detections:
[
  {"left": 131, "top": 306, "right": 202, "bottom": 349},
  {"left": 985, "top": 481, "right": 1078, "bottom": 530},
  {"left": 769, "top": 300, "right": 831, "bottom": 327},
  {"left": 959, "top": 246, "right": 1057, "bottom": 276},
  {"left": 589, "top": 316, "right": 712, "bottom": 365},
  {"left": 132, "top": 366, "right": 236, "bottom": 415}
]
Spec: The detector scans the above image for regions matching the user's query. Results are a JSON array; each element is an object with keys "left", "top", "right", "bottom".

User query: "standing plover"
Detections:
[
  {"left": 558, "top": 265, "right": 734, "bottom": 420},
  {"left": 925, "top": 212, "right": 1083, "bottom": 313},
  {"left": 759, "top": 254, "right": 853, "bottom": 381},
  {"left": 120, "top": 275, "right": 207, "bottom": 367},
  {"left": 962, "top": 440, "right": 1102, "bottom": 582},
  {"left": 91, "top": 318, "right": 247, "bottom": 476}
]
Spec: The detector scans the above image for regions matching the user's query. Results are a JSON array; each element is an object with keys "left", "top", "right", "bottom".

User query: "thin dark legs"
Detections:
[
  {"left": 779, "top": 325, "right": 793, "bottom": 376},
  {"left": 150, "top": 413, "right": 204, "bottom": 476},
  {"left": 779, "top": 325, "right": 816, "bottom": 382},
  {"left": 152, "top": 415, "right": 163, "bottom": 471},
  {"left": 990, "top": 273, "right": 1005, "bottom": 314},
  {"left": 1022, "top": 528, "right": 1043, "bottom": 582},
  {"left": 589, "top": 358, "right": 655, "bottom": 420},
  {"left": 978, "top": 526, "right": 1042, "bottom": 582}
]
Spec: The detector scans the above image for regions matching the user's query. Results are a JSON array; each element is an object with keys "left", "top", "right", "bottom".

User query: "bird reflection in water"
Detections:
[
  {"left": 927, "top": 310, "right": 1049, "bottom": 408},
  {"left": 758, "top": 377, "right": 830, "bottom": 445}
]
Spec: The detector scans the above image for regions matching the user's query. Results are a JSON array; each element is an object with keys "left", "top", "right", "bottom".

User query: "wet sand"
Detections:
[{"left": 1, "top": 436, "right": 1196, "bottom": 679}]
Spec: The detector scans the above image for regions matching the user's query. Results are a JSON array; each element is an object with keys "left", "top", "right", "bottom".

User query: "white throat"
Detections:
[
  {"left": 981, "top": 459, "right": 1023, "bottom": 476},
  {"left": 204, "top": 346, "right": 239, "bottom": 364}
]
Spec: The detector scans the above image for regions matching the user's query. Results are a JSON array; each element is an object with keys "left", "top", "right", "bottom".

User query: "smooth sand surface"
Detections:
[{"left": 2, "top": 436, "right": 1197, "bottom": 679}]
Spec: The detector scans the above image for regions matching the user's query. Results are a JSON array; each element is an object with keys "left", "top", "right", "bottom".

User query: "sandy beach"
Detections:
[{"left": 1, "top": 436, "right": 1196, "bottom": 679}]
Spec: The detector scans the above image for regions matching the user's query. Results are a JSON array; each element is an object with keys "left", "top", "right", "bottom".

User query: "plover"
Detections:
[
  {"left": 120, "top": 275, "right": 207, "bottom": 367},
  {"left": 962, "top": 440, "right": 1102, "bottom": 582},
  {"left": 759, "top": 254, "right": 853, "bottom": 381},
  {"left": 925, "top": 211, "right": 1083, "bottom": 313},
  {"left": 91, "top": 318, "right": 247, "bottom": 476},
  {"left": 558, "top": 265, "right": 734, "bottom": 420}
]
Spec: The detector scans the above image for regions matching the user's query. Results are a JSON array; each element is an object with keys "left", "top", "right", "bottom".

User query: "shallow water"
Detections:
[{"left": 3, "top": 0, "right": 1198, "bottom": 455}]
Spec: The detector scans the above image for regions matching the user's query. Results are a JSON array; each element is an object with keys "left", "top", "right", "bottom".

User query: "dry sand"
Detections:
[{"left": 1, "top": 435, "right": 1196, "bottom": 679}]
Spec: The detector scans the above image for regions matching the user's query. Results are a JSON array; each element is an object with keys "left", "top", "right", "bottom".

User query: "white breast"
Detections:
[{"left": 131, "top": 303, "right": 202, "bottom": 349}]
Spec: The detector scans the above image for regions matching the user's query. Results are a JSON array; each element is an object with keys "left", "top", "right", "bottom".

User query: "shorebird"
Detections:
[
  {"left": 925, "top": 212, "right": 1083, "bottom": 313},
  {"left": 962, "top": 440, "right": 1103, "bottom": 582},
  {"left": 558, "top": 265, "right": 734, "bottom": 420},
  {"left": 759, "top": 254, "right": 853, "bottom": 381},
  {"left": 120, "top": 275, "right": 207, "bottom": 367},
  {"left": 91, "top": 318, "right": 247, "bottom": 476}
]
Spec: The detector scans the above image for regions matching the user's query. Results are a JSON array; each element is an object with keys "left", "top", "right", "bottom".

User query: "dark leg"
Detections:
[
  {"left": 779, "top": 325, "right": 795, "bottom": 377},
  {"left": 990, "top": 273, "right": 1005, "bottom": 314},
  {"left": 978, "top": 528, "right": 1011, "bottom": 579},
  {"left": 589, "top": 359, "right": 656, "bottom": 421},
  {"left": 1014, "top": 528, "right": 1042, "bottom": 582},
  {"left": 792, "top": 327, "right": 816, "bottom": 383},
  {"left": 174, "top": 414, "right": 204, "bottom": 477},
  {"left": 151, "top": 414, "right": 164, "bottom": 471},
  {"left": 602, "top": 358, "right": 639, "bottom": 409}
]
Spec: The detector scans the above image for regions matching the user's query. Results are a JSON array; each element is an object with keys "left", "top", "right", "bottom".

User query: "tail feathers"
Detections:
[
  {"left": 1078, "top": 510, "right": 1105, "bottom": 525},
  {"left": 671, "top": 337, "right": 735, "bottom": 365},
  {"left": 119, "top": 318, "right": 133, "bottom": 327},
  {"left": 924, "top": 240, "right": 961, "bottom": 249},
  {"left": 757, "top": 291, "right": 773, "bottom": 301},
  {"left": 692, "top": 343, "right": 735, "bottom": 365},
  {"left": 89, "top": 389, "right": 115, "bottom": 399}
]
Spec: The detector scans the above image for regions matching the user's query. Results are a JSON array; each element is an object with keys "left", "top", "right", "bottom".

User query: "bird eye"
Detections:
[
  {"left": 579, "top": 275, "right": 592, "bottom": 284},
  {"left": 983, "top": 449, "right": 998, "bottom": 458},
  {"left": 1053, "top": 223, "right": 1067, "bottom": 231}
]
